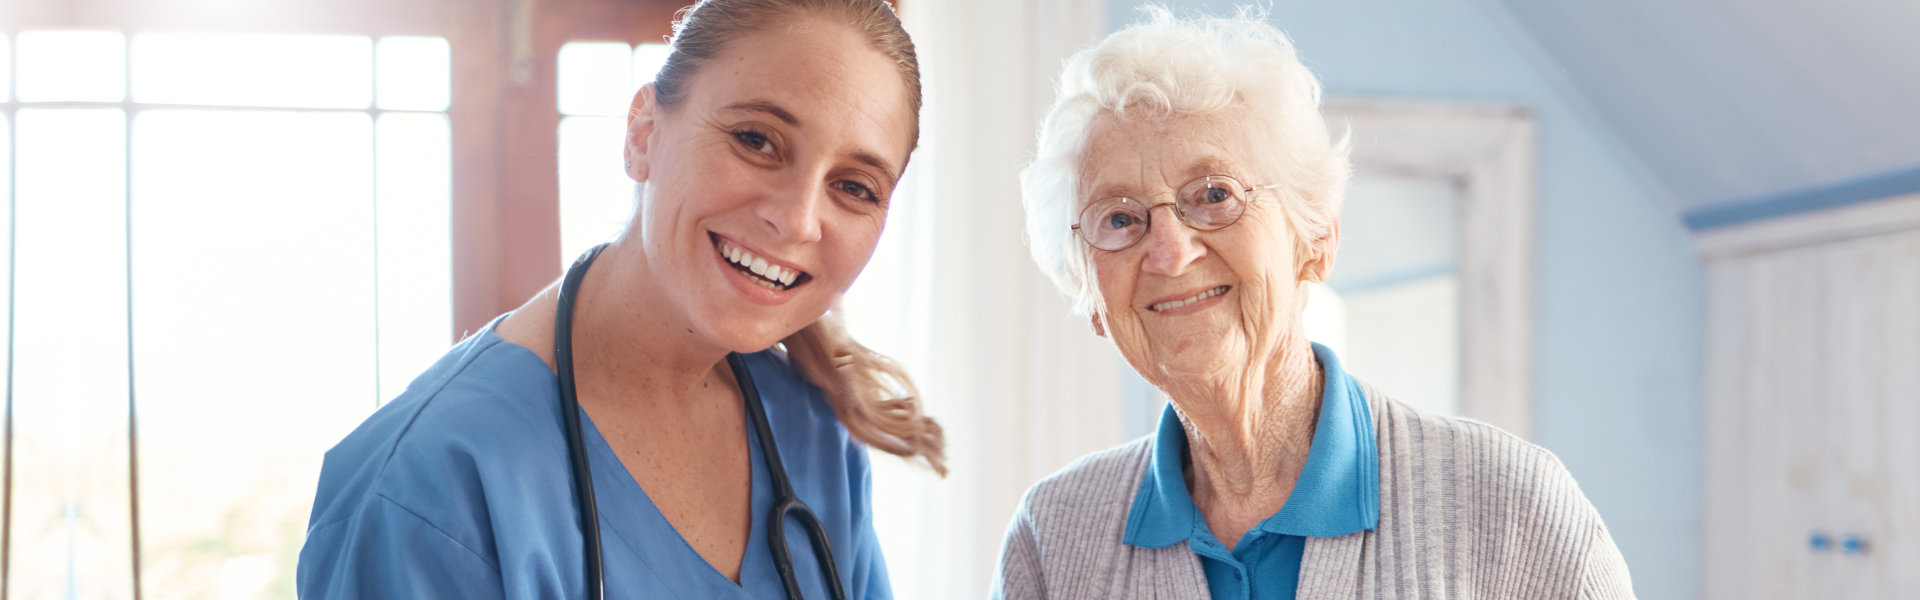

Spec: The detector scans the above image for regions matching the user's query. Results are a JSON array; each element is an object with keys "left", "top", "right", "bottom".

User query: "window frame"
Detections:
[{"left": 1, "top": 0, "right": 687, "bottom": 597}]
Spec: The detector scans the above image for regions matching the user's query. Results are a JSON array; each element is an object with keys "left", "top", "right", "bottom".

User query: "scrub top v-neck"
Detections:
[{"left": 298, "top": 318, "right": 892, "bottom": 599}]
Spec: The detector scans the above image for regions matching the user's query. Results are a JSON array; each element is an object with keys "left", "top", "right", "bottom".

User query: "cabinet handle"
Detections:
[{"left": 1809, "top": 531, "right": 1832, "bottom": 552}]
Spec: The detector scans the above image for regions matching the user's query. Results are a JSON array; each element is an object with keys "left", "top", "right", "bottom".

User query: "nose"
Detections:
[
  {"left": 753, "top": 174, "right": 825, "bottom": 245},
  {"left": 1139, "top": 203, "right": 1204, "bottom": 276}
]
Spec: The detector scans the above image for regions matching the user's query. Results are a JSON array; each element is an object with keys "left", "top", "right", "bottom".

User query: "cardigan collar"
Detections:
[{"left": 1122, "top": 342, "right": 1380, "bottom": 548}]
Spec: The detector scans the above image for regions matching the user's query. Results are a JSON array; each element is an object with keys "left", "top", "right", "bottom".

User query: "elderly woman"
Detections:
[{"left": 993, "top": 10, "right": 1633, "bottom": 600}]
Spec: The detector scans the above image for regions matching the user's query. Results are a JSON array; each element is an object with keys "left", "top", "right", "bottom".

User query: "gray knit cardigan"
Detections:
[{"left": 991, "top": 381, "right": 1636, "bottom": 599}]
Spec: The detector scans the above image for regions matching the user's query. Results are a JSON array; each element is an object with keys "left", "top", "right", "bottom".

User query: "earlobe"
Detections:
[
  {"left": 1090, "top": 312, "right": 1107, "bottom": 338},
  {"left": 624, "top": 84, "right": 659, "bottom": 182}
]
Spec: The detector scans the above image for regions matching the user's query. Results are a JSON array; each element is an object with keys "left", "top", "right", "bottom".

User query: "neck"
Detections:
[
  {"left": 1173, "top": 333, "right": 1322, "bottom": 526},
  {"left": 570, "top": 240, "right": 737, "bottom": 410}
]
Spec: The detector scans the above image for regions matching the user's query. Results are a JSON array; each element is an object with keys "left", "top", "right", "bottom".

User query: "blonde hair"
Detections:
[
  {"left": 657, "top": 0, "right": 945, "bottom": 475},
  {"left": 1021, "top": 6, "right": 1352, "bottom": 314},
  {"left": 783, "top": 311, "right": 944, "bottom": 475}
]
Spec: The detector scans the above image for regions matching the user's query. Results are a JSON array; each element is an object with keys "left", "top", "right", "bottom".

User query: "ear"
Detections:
[
  {"left": 624, "top": 84, "right": 660, "bottom": 183},
  {"left": 1299, "top": 220, "right": 1341, "bottom": 283},
  {"left": 1090, "top": 312, "right": 1108, "bottom": 338}
]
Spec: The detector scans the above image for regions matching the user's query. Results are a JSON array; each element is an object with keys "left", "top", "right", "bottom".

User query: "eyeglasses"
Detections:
[{"left": 1070, "top": 174, "right": 1283, "bottom": 251}]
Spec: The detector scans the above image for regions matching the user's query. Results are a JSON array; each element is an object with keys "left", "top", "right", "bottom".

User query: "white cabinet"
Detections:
[{"left": 1704, "top": 221, "right": 1920, "bottom": 599}]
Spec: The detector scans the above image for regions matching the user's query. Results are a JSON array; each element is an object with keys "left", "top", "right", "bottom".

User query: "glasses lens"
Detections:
[
  {"left": 1178, "top": 175, "right": 1246, "bottom": 229},
  {"left": 1077, "top": 197, "right": 1148, "bottom": 250}
]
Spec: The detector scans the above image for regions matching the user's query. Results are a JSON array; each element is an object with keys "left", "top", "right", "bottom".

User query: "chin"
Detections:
[
  {"left": 703, "top": 310, "right": 819, "bottom": 354},
  {"left": 1140, "top": 339, "right": 1239, "bottom": 379}
]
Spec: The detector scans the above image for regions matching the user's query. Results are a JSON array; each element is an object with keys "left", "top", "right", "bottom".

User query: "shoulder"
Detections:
[
  {"left": 1362, "top": 379, "right": 1591, "bottom": 510},
  {"left": 996, "top": 437, "right": 1164, "bottom": 598},
  {"left": 309, "top": 329, "right": 566, "bottom": 535},
  {"left": 1359, "top": 380, "right": 1629, "bottom": 594},
  {"left": 1013, "top": 436, "right": 1154, "bottom": 535}
]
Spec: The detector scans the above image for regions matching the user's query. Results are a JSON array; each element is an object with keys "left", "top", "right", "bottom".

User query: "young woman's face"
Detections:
[{"left": 623, "top": 18, "right": 914, "bottom": 352}]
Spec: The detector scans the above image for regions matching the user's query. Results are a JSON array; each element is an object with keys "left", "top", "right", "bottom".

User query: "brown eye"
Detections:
[
  {"left": 834, "top": 180, "right": 879, "bottom": 204},
  {"left": 732, "top": 129, "right": 774, "bottom": 155}
]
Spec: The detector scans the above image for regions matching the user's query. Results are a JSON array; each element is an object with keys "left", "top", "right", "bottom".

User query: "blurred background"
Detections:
[{"left": 2, "top": 0, "right": 1916, "bottom": 598}]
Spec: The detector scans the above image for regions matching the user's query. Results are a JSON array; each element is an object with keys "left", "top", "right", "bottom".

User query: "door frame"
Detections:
[{"left": 1326, "top": 97, "right": 1537, "bottom": 438}]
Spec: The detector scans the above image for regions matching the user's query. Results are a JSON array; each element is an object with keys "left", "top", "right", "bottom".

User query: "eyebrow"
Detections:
[
  {"left": 853, "top": 151, "right": 901, "bottom": 189},
  {"left": 723, "top": 99, "right": 901, "bottom": 187},
  {"left": 1085, "top": 157, "right": 1239, "bottom": 200},
  {"left": 722, "top": 100, "right": 800, "bottom": 126}
]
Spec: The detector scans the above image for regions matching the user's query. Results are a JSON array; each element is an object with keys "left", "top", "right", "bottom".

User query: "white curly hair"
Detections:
[{"left": 1020, "top": 6, "right": 1351, "bottom": 315}]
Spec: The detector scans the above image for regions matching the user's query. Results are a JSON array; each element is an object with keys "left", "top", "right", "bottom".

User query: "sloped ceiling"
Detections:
[{"left": 1491, "top": 0, "right": 1920, "bottom": 225}]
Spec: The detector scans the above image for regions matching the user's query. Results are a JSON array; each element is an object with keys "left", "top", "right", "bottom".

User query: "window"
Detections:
[
  {"left": 556, "top": 40, "right": 669, "bottom": 266},
  {"left": 1318, "top": 173, "right": 1463, "bottom": 417},
  {"left": 2, "top": 29, "right": 452, "bottom": 598}
]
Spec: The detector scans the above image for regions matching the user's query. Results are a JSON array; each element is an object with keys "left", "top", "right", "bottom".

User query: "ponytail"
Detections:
[{"left": 782, "top": 311, "right": 947, "bottom": 476}]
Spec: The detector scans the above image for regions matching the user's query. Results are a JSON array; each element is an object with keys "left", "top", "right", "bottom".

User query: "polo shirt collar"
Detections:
[{"left": 1122, "top": 342, "right": 1380, "bottom": 548}]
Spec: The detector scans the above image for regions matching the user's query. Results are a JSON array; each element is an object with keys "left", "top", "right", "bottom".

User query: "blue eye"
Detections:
[
  {"left": 1203, "top": 185, "right": 1231, "bottom": 204},
  {"left": 1106, "top": 212, "right": 1136, "bottom": 230},
  {"left": 733, "top": 130, "right": 774, "bottom": 154}
]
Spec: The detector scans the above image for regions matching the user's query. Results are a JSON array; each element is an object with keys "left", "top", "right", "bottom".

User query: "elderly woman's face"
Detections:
[{"left": 1078, "top": 110, "right": 1321, "bottom": 384}]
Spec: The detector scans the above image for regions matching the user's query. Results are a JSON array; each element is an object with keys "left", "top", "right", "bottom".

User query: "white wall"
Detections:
[{"left": 1102, "top": 1, "right": 1708, "bottom": 598}]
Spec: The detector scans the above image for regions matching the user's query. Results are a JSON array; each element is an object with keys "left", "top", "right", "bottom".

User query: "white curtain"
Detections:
[{"left": 840, "top": 1, "right": 1122, "bottom": 598}]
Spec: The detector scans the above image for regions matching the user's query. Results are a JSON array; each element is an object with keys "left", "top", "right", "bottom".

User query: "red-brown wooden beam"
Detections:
[{"left": 454, "top": 0, "right": 683, "bottom": 336}]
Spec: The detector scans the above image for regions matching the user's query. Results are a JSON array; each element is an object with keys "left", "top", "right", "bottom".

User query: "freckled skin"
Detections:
[
  {"left": 494, "top": 17, "right": 916, "bottom": 583},
  {"left": 1077, "top": 108, "right": 1341, "bottom": 551},
  {"left": 633, "top": 18, "right": 912, "bottom": 353}
]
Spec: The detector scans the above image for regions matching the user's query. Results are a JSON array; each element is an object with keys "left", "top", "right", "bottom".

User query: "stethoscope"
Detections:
[{"left": 555, "top": 243, "right": 846, "bottom": 600}]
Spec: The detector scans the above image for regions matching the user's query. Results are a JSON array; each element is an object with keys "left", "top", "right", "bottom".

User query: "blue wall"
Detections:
[{"left": 1102, "top": 1, "right": 1707, "bottom": 597}]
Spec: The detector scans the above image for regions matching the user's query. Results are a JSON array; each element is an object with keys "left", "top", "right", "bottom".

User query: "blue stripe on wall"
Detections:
[{"left": 1685, "top": 164, "right": 1920, "bottom": 230}]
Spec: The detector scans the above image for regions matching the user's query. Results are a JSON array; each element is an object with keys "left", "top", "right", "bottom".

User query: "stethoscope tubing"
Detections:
[
  {"left": 728, "top": 354, "right": 847, "bottom": 600},
  {"left": 555, "top": 244, "right": 845, "bottom": 600},
  {"left": 556, "top": 244, "right": 608, "bottom": 600}
]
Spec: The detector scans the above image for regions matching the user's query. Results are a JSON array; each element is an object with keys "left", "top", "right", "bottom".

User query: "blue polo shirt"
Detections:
[{"left": 1121, "top": 343, "right": 1379, "bottom": 600}]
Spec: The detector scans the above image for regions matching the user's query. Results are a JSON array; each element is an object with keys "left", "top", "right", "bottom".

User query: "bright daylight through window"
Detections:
[{"left": 1, "top": 30, "right": 451, "bottom": 599}]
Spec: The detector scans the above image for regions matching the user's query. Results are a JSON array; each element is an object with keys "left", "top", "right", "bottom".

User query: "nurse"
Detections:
[{"left": 296, "top": 0, "right": 943, "bottom": 597}]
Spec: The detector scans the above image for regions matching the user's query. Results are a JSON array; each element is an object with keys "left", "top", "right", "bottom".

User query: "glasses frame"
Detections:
[{"left": 1069, "top": 174, "right": 1284, "bottom": 252}]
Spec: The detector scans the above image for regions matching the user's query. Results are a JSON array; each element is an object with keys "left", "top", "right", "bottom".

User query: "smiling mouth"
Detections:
[
  {"left": 1148, "top": 285, "right": 1230, "bottom": 312},
  {"left": 712, "top": 233, "right": 812, "bottom": 291}
]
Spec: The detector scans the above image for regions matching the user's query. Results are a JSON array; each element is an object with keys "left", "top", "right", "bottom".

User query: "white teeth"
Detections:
[
  {"left": 716, "top": 237, "right": 806, "bottom": 290},
  {"left": 1150, "top": 286, "right": 1229, "bottom": 312}
]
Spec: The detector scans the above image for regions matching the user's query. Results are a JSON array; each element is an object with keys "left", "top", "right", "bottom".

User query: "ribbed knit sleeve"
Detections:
[
  {"left": 1580, "top": 521, "right": 1635, "bottom": 600},
  {"left": 993, "top": 496, "right": 1048, "bottom": 600}
]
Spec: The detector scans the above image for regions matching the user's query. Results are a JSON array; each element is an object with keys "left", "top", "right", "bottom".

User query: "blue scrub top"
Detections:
[
  {"left": 298, "top": 317, "right": 891, "bottom": 599},
  {"left": 1122, "top": 342, "right": 1379, "bottom": 600}
]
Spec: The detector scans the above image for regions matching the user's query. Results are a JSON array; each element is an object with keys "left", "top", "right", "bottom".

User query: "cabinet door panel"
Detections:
[
  {"left": 1766, "top": 246, "right": 1833, "bottom": 599},
  {"left": 1707, "top": 228, "right": 1920, "bottom": 599},
  {"left": 1874, "top": 232, "right": 1920, "bottom": 596},
  {"left": 1704, "top": 260, "right": 1754, "bottom": 600},
  {"left": 1822, "top": 235, "right": 1887, "bottom": 599}
]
